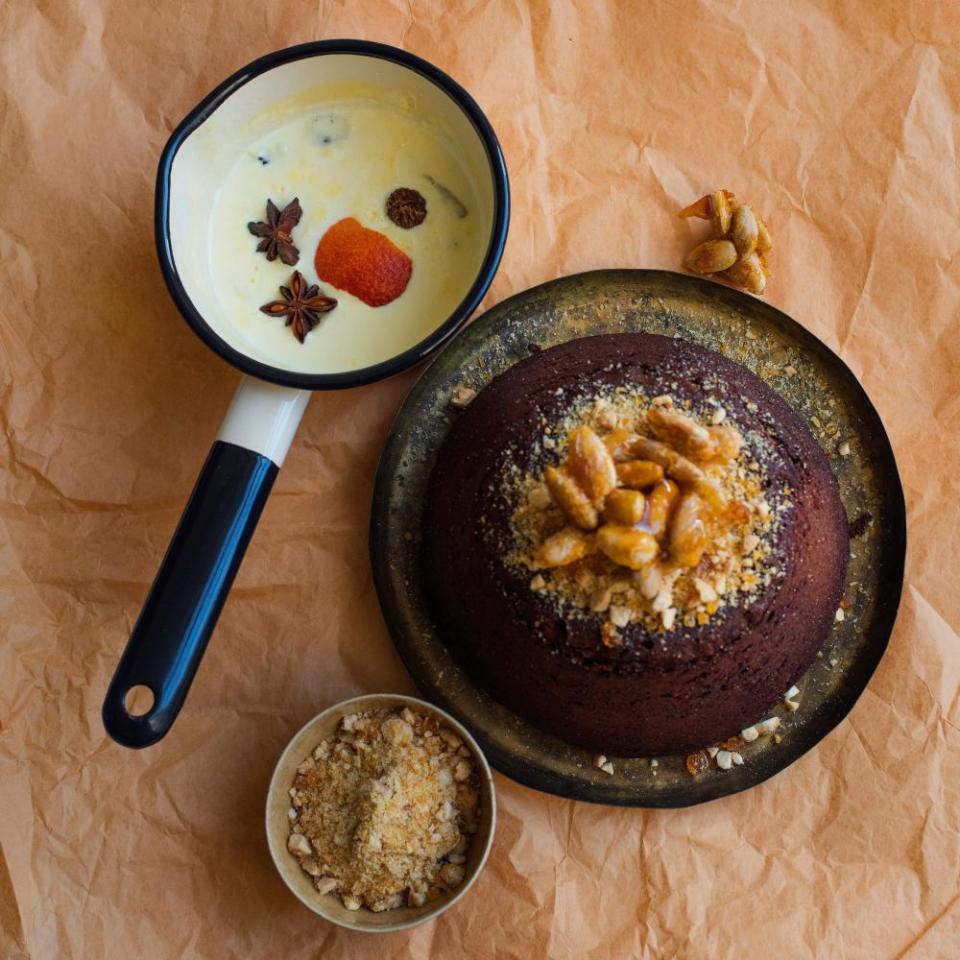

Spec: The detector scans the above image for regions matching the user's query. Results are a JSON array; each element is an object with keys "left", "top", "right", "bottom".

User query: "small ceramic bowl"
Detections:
[{"left": 265, "top": 693, "right": 496, "bottom": 932}]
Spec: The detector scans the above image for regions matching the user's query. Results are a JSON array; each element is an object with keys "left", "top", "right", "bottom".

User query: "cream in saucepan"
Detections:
[{"left": 205, "top": 91, "right": 488, "bottom": 374}]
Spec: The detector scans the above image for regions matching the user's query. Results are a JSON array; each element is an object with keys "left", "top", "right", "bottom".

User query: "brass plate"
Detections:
[{"left": 369, "top": 270, "right": 906, "bottom": 807}]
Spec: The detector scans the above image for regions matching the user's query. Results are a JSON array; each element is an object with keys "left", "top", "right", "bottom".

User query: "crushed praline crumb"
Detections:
[{"left": 286, "top": 708, "right": 480, "bottom": 912}]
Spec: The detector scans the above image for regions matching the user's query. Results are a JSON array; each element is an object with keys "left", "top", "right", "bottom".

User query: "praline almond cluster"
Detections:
[{"left": 679, "top": 190, "right": 773, "bottom": 294}]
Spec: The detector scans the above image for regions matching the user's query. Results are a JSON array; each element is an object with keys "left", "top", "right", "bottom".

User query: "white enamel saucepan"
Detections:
[{"left": 102, "top": 41, "right": 509, "bottom": 748}]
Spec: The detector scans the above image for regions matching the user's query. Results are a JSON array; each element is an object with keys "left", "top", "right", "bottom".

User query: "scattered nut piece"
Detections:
[
  {"left": 314, "top": 876, "right": 338, "bottom": 895},
  {"left": 838, "top": 441, "right": 851, "bottom": 457},
  {"left": 693, "top": 577, "right": 718, "bottom": 604},
  {"left": 382, "top": 715, "right": 414, "bottom": 747},
  {"left": 635, "top": 562, "right": 663, "bottom": 601},
  {"left": 609, "top": 604, "right": 631, "bottom": 628},
  {"left": 601, "top": 621, "right": 623, "bottom": 647},
  {"left": 835, "top": 608, "right": 845, "bottom": 622},
  {"left": 288, "top": 833, "right": 312, "bottom": 857},
  {"left": 450, "top": 386, "right": 477, "bottom": 409},
  {"left": 710, "top": 407, "right": 727, "bottom": 424},
  {"left": 686, "top": 751, "right": 710, "bottom": 775},
  {"left": 740, "top": 725, "right": 759, "bottom": 742},
  {"left": 439, "top": 863, "right": 466, "bottom": 887},
  {"left": 743, "top": 533, "right": 761, "bottom": 554},
  {"left": 716, "top": 750, "right": 733, "bottom": 770},
  {"left": 528, "top": 484, "right": 552, "bottom": 509},
  {"left": 756, "top": 717, "right": 781, "bottom": 735},
  {"left": 530, "top": 574, "right": 547, "bottom": 591},
  {"left": 730, "top": 751, "right": 744, "bottom": 766},
  {"left": 590, "top": 586, "right": 613, "bottom": 612}
]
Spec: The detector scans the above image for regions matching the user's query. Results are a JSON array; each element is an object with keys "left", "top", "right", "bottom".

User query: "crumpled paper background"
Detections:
[{"left": 1, "top": 1, "right": 958, "bottom": 957}]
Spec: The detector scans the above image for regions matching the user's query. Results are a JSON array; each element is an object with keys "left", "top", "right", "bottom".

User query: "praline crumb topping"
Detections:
[{"left": 499, "top": 387, "right": 791, "bottom": 641}]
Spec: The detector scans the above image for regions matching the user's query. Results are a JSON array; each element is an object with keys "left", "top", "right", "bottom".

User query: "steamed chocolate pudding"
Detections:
[{"left": 422, "top": 334, "right": 848, "bottom": 756}]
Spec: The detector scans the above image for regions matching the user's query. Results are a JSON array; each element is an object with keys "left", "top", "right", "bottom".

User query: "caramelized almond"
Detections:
[
  {"left": 684, "top": 239, "right": 737, "bottom": 275},
  {"left": 603, "top": 428, "right": 640, "bottom": 463},
  {"left": 670, "top": 492, "right": 711, "bottom": 567},
  {"left": 534, "top": 526, "right": 595, "bottom": 568},
  {"left": 616, "top": 460, "right": 665, "bottom": 489},
  {"left": 721, "top": 253, "right": 766, "bottom": 294},
  {"left": 604, "top": 489, "right": 647, "bottom": 525},
  {"left": 710, "top": 190, "right": 734, "bottom": 236},
  {"left": 647, "top": 407, "right": 718, "bottom": 460},
  {"left": 678, "top": 194, "right": 712, "bottom": 219},
  {"left": 756, "top": 216, "right": 773, "bottom": 254},
  {"left": 567, "top": 426, "right": 617, "bottom": 502},
  {"left": 678, "top": 189, "right": 735, "bottom": 222},
  {"left": 646, "top": 478, "right": 680, "bottom": 538},
  {"left": 730, "top": 204, "right": 759, "bottom": 258},
  {"left": 545, "top": 465, "right": 598, "bottom": 530},
  {"left": 596, "top": 525, "right": 659, "bottom": 570}
]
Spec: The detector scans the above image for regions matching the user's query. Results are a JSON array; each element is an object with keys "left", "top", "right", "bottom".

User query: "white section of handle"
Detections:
[{"left": 216, "top": 376, "right": 309, "bottom": 466}]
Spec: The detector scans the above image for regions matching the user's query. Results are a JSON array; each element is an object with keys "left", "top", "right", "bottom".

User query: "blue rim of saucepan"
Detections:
[{"left": 155, "top": 40, "right": 510, "bottom": 390}]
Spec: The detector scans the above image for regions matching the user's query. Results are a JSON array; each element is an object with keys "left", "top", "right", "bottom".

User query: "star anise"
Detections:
[
  {"left": 260, "top": 271, "right": 337, "bottom": 343},
  {"left": 247, "top": 197, "right": 302, "bottom": 265}
]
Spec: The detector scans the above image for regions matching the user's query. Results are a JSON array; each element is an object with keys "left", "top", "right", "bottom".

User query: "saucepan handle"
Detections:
[{"left": 102, "top": 377, "right": 309, "bottom": 748}]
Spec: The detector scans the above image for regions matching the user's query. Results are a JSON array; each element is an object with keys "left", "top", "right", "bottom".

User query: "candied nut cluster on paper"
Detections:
[
  {"left": 510, "top": 392, "right": 785, "bottom": 640},
  {"left": 286, "top": 707, "right": 480, "bottom": 912},
  {"left": 679, "top": 190, "right": 773, "bottom": 294}
]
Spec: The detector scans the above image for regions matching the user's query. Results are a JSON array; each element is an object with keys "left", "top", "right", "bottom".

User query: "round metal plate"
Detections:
[{"left": 369, "top": 270, "right": 906, "bottom": 807}]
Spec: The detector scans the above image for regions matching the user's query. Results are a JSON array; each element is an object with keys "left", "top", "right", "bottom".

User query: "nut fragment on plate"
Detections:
[
  {"left": 679, "top": 190, "right": 773, "bottom": 295},
  {"left": 286, "top": 707, "right": 480, "bottom": 912},
  {"left": 450, "top": 385, "right": 477, "bottom": 409}
]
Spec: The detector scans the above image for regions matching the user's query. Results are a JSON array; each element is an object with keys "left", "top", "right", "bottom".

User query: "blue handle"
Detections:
[{"left": 103, "top": 440, "right": 277, "bottom": 748}]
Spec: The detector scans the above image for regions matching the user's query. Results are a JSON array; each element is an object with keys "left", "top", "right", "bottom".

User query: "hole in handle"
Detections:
[{"left": 124, "top": 685, "right": 155, "bottom": 718}]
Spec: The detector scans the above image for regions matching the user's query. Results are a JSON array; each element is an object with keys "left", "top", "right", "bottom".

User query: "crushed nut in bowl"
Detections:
[{"left": 266, "top": 694, "right": 496, "bottom": 932}]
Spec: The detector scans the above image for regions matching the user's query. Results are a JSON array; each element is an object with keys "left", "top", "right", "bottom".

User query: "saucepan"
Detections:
[{"left": 102, "top": 40, "right": 509, "bottom": 748}]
